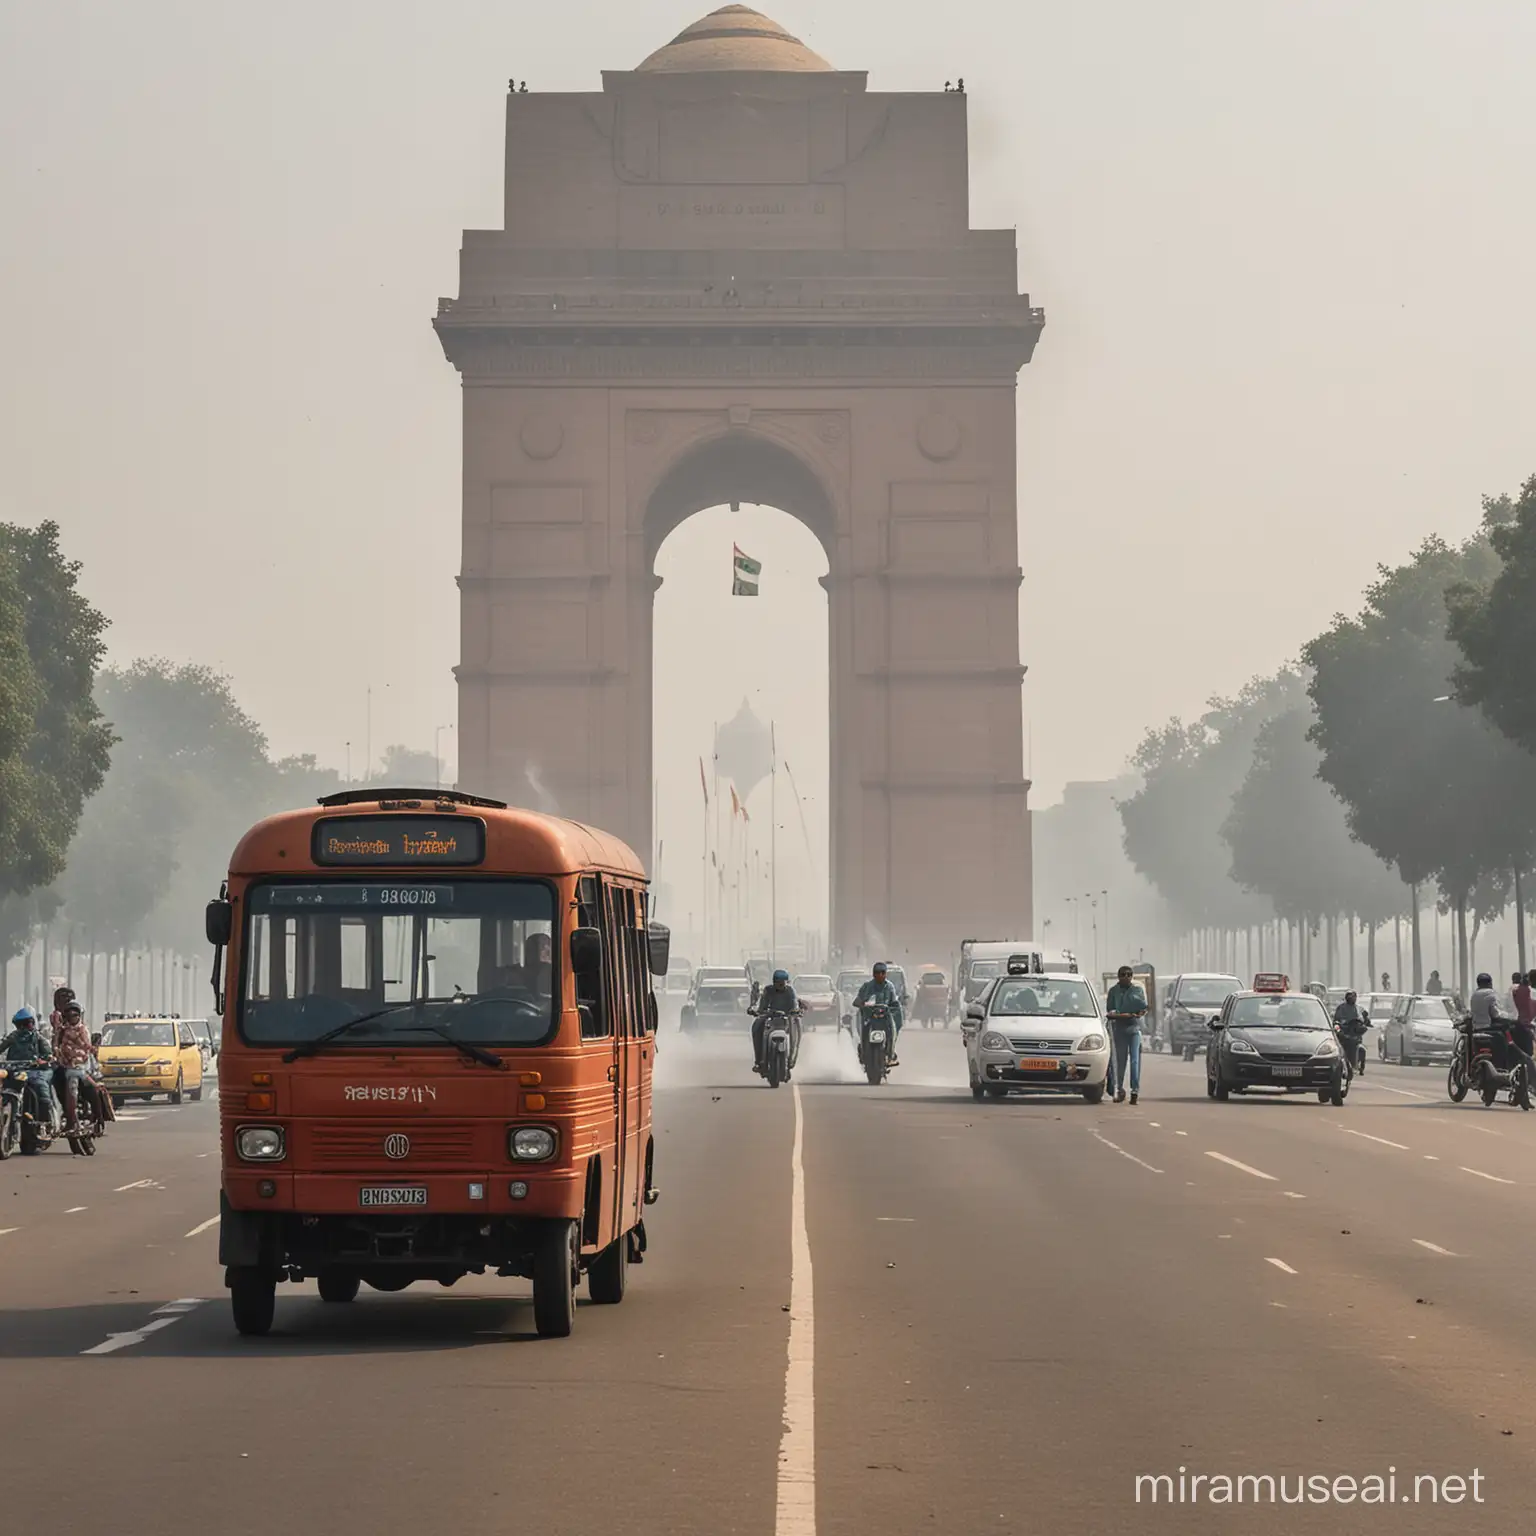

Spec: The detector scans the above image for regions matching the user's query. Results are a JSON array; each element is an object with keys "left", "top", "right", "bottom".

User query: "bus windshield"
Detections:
[{"left": 239, "top": 878, "right": 557, "bottom": 1048}]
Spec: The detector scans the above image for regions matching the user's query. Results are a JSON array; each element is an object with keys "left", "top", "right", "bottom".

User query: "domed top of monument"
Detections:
[{"left": 636, "top": 6, "right": 833, "bottom": 73}]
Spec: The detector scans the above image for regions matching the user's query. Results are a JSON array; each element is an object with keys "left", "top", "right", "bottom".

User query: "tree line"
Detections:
[
  {"left": 1, "top": 520, "right": 445, "bottom": 1016},
  {"left": 1118, "top": 473, "right": 1536, "bottom": 999}
]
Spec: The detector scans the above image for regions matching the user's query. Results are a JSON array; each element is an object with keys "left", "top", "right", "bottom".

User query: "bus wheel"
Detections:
[
  {"left": 317, "top": 1271, "right": 360, "bottom": 1304},
  {"left": 230, "top": 1268, "right": 276, "bottom": 1336},
  {"left": 533, "top": 1219, "right": 577, "bottom": 1338},
  {"left": 587, "top": 1232, "right": 628, "bottom": 1305}
]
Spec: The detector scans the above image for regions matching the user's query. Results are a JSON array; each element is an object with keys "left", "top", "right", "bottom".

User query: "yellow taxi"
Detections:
[{"left": 97, "top": 1016, "right": 205, "bottom": 1106}]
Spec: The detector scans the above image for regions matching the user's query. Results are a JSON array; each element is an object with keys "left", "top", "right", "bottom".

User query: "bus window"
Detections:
[{"left": 577, "top": 875, "right": 608, "bottom": 1038}]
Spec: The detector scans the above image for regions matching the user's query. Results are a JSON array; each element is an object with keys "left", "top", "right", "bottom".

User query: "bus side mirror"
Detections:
[
  {"left": 570, "top": 927, "right": 602, "bottom": 977},
  {"left": 647, "top": 923, "right": 671, "bottom": 978},
  {"left": 205, "top": 899, "right": 232, "bottom": 947}
]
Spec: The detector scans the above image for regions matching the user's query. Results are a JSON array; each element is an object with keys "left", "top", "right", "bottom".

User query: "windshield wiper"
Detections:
[
  {"left": 281, "top": 1005, "right": 419, "bottom": 1063},
  {"left": 390, "top": 1021, "right": 504, "bottom": 1069}
]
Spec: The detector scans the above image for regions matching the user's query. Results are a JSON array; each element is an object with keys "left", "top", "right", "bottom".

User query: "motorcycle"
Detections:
[
  {"left": 856, "top": 1001, "right": 893, "bottom": 1086},
  {"left": 1337, "top": 1025, "right": 1368, "bottom": 1080},
  {"left": 1448, "top": 1017, "right": 1532, "bottom": 1110},
  {"left": 0, "top": 1059, "right": 63, "bottom": 1156},
  {"left": 756, "top": 1008, "right": 801, "bottom": 1089}
]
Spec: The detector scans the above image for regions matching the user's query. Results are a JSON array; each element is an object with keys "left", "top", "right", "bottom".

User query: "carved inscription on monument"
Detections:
[{"left": 619, "top": 185, "right": 843, "bottom": 250}]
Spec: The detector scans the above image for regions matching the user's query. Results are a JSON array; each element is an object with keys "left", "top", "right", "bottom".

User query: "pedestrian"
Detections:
[
  {"left": 1105, "top": 964, "right": 1148, "bottom": 1105},
  {"left": 1518, "top": 971, "right": 1536, "bottom": 1029},
  {"left": 1380, "top": 971, "right": 1392, "bottom": 992},
  {"left": 1425, "top": 969, "right": 1443, "bottom": 996}
]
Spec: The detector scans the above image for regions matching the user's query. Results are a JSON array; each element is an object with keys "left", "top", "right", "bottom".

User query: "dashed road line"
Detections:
[
  {"left": 114, "top": 1180, "right": 156, "bottom": 1192},
  {"left": 1413, "top": 1239, "right": 1458, "bottom": 1256},
  {"left": 81, "top": 1298, "right": 207, "bottom": 1355},
  {"left": 0, "top": 1227, "right": 18, "bottom": 1237},
  {"left": 1340, "top": 1128, "right": 1410, "bottom": 1151},
  {"left": 1460, "top": 1166, "right": 1515, "bottom": 1185},
  {"left": 1283, "top": 1191, "right": 1307, "bottom": 1199},
  {"left": 65, "top": 1206, "right": 87, "bottom": 1214},
  {"left": 1092, "top": 1129, "right": 1163, "bottom": 1174},
  {"left": 1206, "top": 1151, "right": 1277, "bottom": 1182},
  {"left": 184, "top": 1215, "right": 220, "bottom": 1238},
  {"left": 1265, "top": 1257, "right": 1298, "bottom": 1275},
  {"left": 776, "top": 1083, "right": 815, "bottom": 1536}
]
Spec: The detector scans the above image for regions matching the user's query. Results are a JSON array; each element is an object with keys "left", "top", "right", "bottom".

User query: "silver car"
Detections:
[
  {"left": 962, "top": 973, "right": 1110, "bottom": 1103},
  {"left": 1382, "top": 994, "right": 1458, "bottom": 1065}
]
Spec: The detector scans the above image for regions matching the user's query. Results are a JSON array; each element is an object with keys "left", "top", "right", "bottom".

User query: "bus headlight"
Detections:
[
  {"left": 236, "top": 1126, "right": 286, "bottom": 1161},
  {"left": 509, "top": 1126, "right": 557, "bottom": 1161}
]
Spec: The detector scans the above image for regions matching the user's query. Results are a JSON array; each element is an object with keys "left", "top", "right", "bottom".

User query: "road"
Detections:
[{"left": 4, "top": 1030, "right": 1534, "bottom": 1534}]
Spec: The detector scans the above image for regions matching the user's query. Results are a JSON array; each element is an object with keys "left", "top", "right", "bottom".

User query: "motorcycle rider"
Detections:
[
  {"left": 853, "top": 961, "right": 904, "bottom": 1066},
  {"left": 753, "top": 969, "right": 801, "bottom": 1075},
  {"left": 1, "top": 1007, "right": 59, "bottom": 1122},
  {"left": 1332, "top": 989, "right": 1369, "bottom": 1076},
  {"left": 52, "top": 999, "right": 96, "bottom": 1133}
]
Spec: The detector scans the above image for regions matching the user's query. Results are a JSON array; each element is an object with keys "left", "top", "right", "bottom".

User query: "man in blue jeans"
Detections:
[{"left": 1104, "top": 965, "right": 1147, "bottom": 1105}]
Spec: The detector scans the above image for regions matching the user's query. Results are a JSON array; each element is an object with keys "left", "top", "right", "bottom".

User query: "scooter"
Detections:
[
  {"left": 1448, "top": 1018, "right": 1532, "bottom": 1110},
  {"left": 857, "top": 1001, "right": 893, "bottom": 1086},
  {"left": 756, "top": 1009, "right": 801, "bottom": 1089},
  {"left": 0, "top": 1060, "right": 62, "bottom": 1156}
]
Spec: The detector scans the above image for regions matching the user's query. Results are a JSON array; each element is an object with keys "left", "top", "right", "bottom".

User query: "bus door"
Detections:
[{"left": 599, "top": 878, "right": 633, "bottom": 1247}]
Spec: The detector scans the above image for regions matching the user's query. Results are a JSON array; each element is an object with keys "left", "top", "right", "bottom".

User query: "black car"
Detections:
[
  {"left": 1206, "top": 987, "right": 1348, "bottom": 1105},
  {"left": 680, "top": 980, "right": 753, "bottom": 1033}
]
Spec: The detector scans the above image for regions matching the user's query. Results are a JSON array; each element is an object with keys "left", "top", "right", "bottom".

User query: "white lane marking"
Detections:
[
  {"left": 0, "top": 1228, "right": 17, "bottom": 1237},
  {"left": 65, "top": 1207, "right": 87, "bottom": 1214},
  {"left": 1424, "top": 1155, "right": 1440, "bottom": 1161},
  {"left": 1413, "top": 1239, "right": 1458, "bottom": 1256},
  {"left": 184, "top": 1215, "right": 220, "bottom": 1238},
  {"left": 1367, "top": 1084, "right": 1433, "bottom": 1100},
  {"left": 1149, "top": 1121, "right": 1161, "bottom": 1127},
  {"left": 1429, "top": 1115, "right": 1500, "bottom": 1136},
  {"left": 1460, "top": 1166, "right": 1515, "bottom": 1185},
  {"left": 1091, "top": 1128, "right": 1163, "bottom": 1174},
  {"left": 1340, "top": 1127, "right": 1410, "bottom": 1151},
  {"left": 112, "top": 1114, "right": 147, "bottom": 1122},
  {"left": 1206, "top": 1151, "right": 1277, "bottom": 1182},
  {"left": 1265, "top": 1257, "right": 1298, "bottom": 1275},
  {"left": 81, "top": 1299, "right": 207, "bottom": 1355},
  {"left": 1175, "top": 1130, "right": 1189, "bottom": 1137},
  {"left": 776, "top": 1083, "right": 815, "bottom": 1536},
  {"left": 114, "top": 1180, "right": 155, "bottom": 1192},
  {"left": 1283, "top": 1191, "right": 1307, "bottom": 1199}
]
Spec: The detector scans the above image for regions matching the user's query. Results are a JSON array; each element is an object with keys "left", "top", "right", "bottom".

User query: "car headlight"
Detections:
[
  {"left": 1228, "top": 1037, "right": 1258, "bottom": 1055},
  {"left": 236, "top": 1125, "right": 285, "bottom": 1161},
  {"left": 980, "top": 1031, "right": 1009, "bottom": 1051},
  {"left": 1075, "top": 1032, "right": 1105, "bottom": 1051},
  {"left": 509, "top": 1126, "right": 558, "bottom": 1161},
  {"left": 1313, "top": 1036, "right": 1339, "bottom": 1057},
  {"left": 146, "top": 1058, "right": 173, "bottom": 1069}
]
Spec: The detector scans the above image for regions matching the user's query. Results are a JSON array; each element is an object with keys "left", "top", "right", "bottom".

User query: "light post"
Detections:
[
  {"left": 1102, "top": 888, "right": 1110, "bottom": 967},
  {"left": 1065, "top": 897, "right": 1078, "bottom": 952},
  {"left": 434, "top": 723, "right": 455, "bottom": 790},
  {"left": 1086, "top": 893, "right": 1099, "bottom": 977}
]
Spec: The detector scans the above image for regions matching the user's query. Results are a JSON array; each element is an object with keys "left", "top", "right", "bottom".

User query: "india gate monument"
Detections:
[{"left": 435, "top": 6, "right": 1045, "bottom": 961}]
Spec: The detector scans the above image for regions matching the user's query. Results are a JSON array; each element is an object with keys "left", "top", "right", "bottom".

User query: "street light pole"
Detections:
[{"left": 434, "top": 723, "right": 455, "bottom": 790}]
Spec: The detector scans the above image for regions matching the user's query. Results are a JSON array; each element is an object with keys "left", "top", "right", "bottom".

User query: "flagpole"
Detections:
[
  {"left": 712, "top": 723, "right": 722, "bottom": 959},
  {"left": 770, "top": 721, "right": 778, "bottom": 968}
]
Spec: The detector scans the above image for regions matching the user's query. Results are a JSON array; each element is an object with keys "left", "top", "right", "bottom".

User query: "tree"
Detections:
[
  {"left": 1447, "top": 474, "right": 1536, "bottom": 755},
  {"left": 1119, "top": 671, "right": 1305, "bottom": 937},
  {"left": 1304, "top": 534, "right": 1536, "bottom": 993},
  {"left": 1221, "top": 703, "right": 1407, "bottom": 977},
  {"left": 0, "top": 522, "right": 113, "bottom": 959}
]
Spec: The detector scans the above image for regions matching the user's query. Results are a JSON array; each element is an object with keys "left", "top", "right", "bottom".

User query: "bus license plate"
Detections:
[{"left": 359, "top": 1186, "right": 428, "bottom": 1208}]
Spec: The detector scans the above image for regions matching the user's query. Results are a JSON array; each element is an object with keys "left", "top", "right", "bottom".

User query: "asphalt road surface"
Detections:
[{"left": 5, "top": 1031, "right": 1535, "bottom": 1535}]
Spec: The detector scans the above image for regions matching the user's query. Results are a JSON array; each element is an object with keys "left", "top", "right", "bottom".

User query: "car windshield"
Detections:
[
  {"left": 1178, "top": 979, "right": 1240, "bottom": 1006},
  {"left": 101, "top": 1022, "right": 176, "bottom": 1048},
  {"left": 698, "top": 968, "right": 746, "bottom": 984},
  {"left": 697, "top": 985, "right": 744, "bottom": 1007},
  {"left": 1411, "top": 998, "right": 1456, "bottom": 1021},
  {"left": 1229, "top": 994, "right": 1329, "bottom": 1029},
  {"left": 239, "top": 879, "right": 557, "bottom": 1047},
  {"left": 970, "top": 961, "right": 1001, "bottom": 978},
  {"left": 793, "top": 976, "right": 832, "bottom": 992},
  {"left": 921, "top": 972, "right": 945, "bottom": 985},
  {"left": 990, "top": 979, "right": 1096, "bottom": 1017},
  {"left": 1368, "top": 994, "right": 1402, "bottom": 1015}
]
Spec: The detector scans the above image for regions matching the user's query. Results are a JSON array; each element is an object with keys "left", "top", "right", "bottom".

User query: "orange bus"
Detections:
[{"left": 205, "top": 788, "right": 666, "bottom": 1339}]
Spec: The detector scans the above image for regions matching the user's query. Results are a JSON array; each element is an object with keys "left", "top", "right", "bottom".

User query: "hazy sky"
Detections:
[{"left": 2, "top": 2, "right": 1531, "bottom": 871}]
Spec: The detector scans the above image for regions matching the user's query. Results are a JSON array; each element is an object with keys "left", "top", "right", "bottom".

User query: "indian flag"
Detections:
[{"left": 731, "top": 544, "right": 761, "bottom": 596}]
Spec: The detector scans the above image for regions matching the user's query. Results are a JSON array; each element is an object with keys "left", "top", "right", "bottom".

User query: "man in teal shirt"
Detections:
[{"left": 1104, "top": 966, "right": 1148, "bottom": 1104}]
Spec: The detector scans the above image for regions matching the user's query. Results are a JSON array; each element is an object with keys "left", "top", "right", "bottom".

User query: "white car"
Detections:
[{"left": 961, "top": 972, "right": 1110, "bottom": 1103}]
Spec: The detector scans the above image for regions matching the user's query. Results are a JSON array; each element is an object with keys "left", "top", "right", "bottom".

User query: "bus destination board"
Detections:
[{"left": 312, "top": 815, "right": 486, "bottom": 867}]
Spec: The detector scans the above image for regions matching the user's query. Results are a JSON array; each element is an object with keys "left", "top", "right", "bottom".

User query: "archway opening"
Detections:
[{"left": 651, "top": 502, "right": 829, "bottom": 976}]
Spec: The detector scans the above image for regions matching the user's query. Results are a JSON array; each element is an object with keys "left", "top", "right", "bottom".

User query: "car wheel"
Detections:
[
  {"left": 1206, "top": 1073, "right": 1216, "bottom": 1099},
  {"left": 1213, "top": 1062, "right": 1230, "bottom": 1101},
  {"left": 984, "top": 1085, "right": 1008, "bottom": 1099},
  {"left": 170, "top": 1072, "right": 184, "bottom": 1106},
  {"left": 317, "top": 1271, "right": 360, "bottom": 1304},
  {"left": 1082, "top": 1082, "right": 1105, "bottom": 1104},
  {"left": 1400, "top": 1038, "right": 1409, "bottom": 1067},
  {"left": 189, "top": 1084, "right": 203, "bottom": 1102}
]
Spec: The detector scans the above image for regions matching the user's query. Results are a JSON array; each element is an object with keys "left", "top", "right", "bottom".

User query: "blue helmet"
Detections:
[
  {"left": 773, "top": 968, "right": 789, "bottom": 984},
  {"left": 11, "top": 1006, "right": 37, "bottom": 1026}
]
